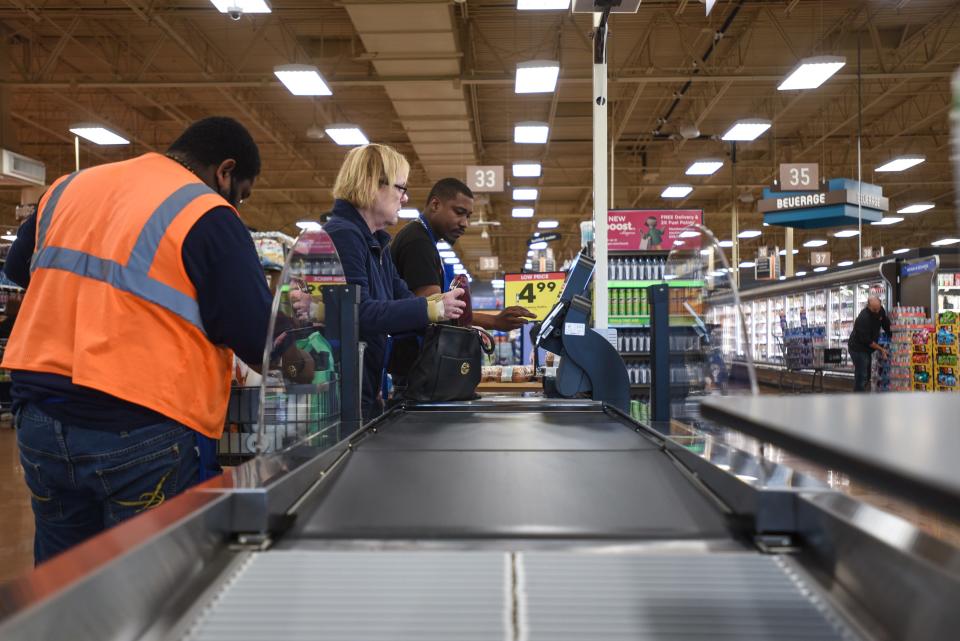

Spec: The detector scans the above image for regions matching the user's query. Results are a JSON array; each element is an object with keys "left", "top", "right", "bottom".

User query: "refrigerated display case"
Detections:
[{"left": 708, "top": 262, "right": 893, "bottom": 374}]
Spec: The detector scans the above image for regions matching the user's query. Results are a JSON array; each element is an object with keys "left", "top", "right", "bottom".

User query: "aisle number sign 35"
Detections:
[
  {"left": 779, "top": 163, "right": 819, "bottom": 191},
  {"left": 504, "top": 272, "right": 566, "bottom": 321}
]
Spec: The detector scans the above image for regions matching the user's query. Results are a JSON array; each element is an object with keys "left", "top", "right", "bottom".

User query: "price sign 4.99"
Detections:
[{"left": 504, "top": 272, "right": 566, "bottom": 321}]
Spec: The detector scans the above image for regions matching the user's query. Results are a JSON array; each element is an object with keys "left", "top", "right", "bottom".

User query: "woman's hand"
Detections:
[
  {"left": 441, "top": 287, "right": 467, "bottom": 320},
  {"left": 427, "top": 288, "right": 467, "bottom": 322},
  {"left": 289, "top": 289, "right": 311, "bottom": 321}
]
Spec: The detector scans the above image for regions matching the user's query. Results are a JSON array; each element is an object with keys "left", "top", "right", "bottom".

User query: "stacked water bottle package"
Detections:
[
  {"left": 779, "top": 311, "right": 826, "bottom": 368},
  {"left": 888, "top": 306, "right": 934, "bottom": 392},
  {"left": 871, "top": 334, "right": 892, "bottom": 391}
]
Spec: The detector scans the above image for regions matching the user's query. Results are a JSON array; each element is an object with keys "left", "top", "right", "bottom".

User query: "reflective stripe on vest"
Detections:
[
  {"left": 31, "top": 171, "right": 81, "bottom": 270},
  {"left": 29, "top": 180, "right": 214, "bottom": 334}
]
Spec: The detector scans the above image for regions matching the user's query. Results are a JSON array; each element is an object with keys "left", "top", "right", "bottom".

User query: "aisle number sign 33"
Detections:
[{"left": 504, "top": 272, "right": 566, "bottom": 321}]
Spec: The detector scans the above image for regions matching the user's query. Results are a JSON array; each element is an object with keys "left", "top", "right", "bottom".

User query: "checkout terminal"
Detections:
[{"left": 535, "top": 251, "right": 630, "bottom": 412}]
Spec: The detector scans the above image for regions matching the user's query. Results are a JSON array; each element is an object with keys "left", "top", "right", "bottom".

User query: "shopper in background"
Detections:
[
  {"left": 2, "top": 117, "right": 273, "bottom": 564},
  {"left": 847, "top": 295, "right": 891, "bottom": 392},
  {"left": 319, "top": 145, "right": 465, "bottom": 420},
  {"left": 388, "top": 178, "right": 534, "bottom": 386}
]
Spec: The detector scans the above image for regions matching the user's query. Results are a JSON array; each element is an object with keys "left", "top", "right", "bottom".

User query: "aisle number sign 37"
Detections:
[{"left": 504, "top": 272, "right": 566, "bottom": 321}]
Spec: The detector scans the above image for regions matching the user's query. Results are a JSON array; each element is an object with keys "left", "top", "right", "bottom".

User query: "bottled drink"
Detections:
[{"left": 450, "top": 274, "right": 473, "bottom": 327}]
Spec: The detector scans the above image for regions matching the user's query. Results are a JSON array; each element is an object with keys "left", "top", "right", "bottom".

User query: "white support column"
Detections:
[{"left": 592, "top": 13, "right": 609, "bottom": 330}]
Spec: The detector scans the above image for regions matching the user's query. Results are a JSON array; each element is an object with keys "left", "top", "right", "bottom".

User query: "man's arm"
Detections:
[
  {"left": 3, "top": 214, "right": 36, "bottom": 289},
  {"left": 181, "top": 207, "right": 273, "bottom": 365},
  {"left": 474, "top": 307, "right": 537, "bottom": 331}
]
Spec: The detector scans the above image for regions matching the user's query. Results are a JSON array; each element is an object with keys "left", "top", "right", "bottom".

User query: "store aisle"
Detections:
[{"left": 0, "top": 425, "right": 34, "bottom": 582}]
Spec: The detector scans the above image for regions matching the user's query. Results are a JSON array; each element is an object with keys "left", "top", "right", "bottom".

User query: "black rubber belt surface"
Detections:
[{"left": 287, "top": 409, "right": 731, "bottom": 540}]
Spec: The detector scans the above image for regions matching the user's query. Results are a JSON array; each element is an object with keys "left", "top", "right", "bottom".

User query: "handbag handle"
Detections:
[{"left": 477, "top": 328, "right": 495, "bottom": 355}]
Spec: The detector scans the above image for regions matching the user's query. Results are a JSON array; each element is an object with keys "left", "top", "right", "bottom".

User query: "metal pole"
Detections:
[
  {"left": 785, "top": 227, "right": 795, "bottom": 277},
  {"left": 74, "top": 135, "right": 80, "bottom": 172},
  {"left": 857, "top": 35, "right": 863, "bottom": 260},
  {"left": 593, "top": 10, "right": 610, "bottom": 330},
  {"left": 730, "top": 142, "right": 739, "bottom": 285}
]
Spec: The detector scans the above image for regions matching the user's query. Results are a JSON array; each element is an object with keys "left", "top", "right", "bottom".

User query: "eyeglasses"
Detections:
[{"left": 381, "top": 181, "right": 408, "bottom": 196}]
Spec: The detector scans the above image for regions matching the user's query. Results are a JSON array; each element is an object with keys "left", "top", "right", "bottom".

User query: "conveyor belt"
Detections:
[
  {"left": 183, "top": 550, "right": 859, "bottom": 641},
  {"left": 284, "top": 407, "right": 732, "bottom": 540}
]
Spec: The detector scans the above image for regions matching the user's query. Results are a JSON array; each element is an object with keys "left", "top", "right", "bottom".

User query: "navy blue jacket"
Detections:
[{"left": 324, "top": 200, "right": 428, "bottom": 416}]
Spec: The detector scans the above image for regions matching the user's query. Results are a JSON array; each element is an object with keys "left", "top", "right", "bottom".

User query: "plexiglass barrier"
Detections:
[
  {"left": 218, "top": 229, "right": 353, "bottom": 463},
  {"left": 659, "top": 225, "right": 758, "bottom": 422}
]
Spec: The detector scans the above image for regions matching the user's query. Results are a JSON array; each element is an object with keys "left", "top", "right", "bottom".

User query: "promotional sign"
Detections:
[
  {"left": 779, "top": 163, "right": 819, "bottom": 191},
  {"left": 607, "top": 210, "right": 703, "bottom": 251},
  {"left": 902, "top": 257, "right": 938, "bottom": 278},
  {"left": 504, "top": 271, "right": 566, "bottom": 321},
  {"left": 811, "top": 251, "right": 831, "bottom": 266},
  {"left": 465, "top": 165, "right": 504, "bottom": 193}
]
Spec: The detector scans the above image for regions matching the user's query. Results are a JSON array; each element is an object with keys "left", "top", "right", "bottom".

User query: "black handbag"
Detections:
[{"left": 403, "top": 324, "right": 494, "bottom": 402}]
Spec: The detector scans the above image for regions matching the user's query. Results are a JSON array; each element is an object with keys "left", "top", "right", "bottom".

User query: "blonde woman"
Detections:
[{"left": 322, "top": 144, "right": 464, "bottom": 419}]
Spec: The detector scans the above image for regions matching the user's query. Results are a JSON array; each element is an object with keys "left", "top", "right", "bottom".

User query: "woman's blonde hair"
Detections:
[{"left": 332, "top": 144, "right": 410, "bottom": 209}]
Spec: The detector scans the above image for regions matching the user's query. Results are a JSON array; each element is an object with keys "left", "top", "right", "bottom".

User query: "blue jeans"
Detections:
[
  {"left": 850, "top": 350, "right": 873, "bottom": 392},
  {"left": 16, "top": 403, "right": 202, "bottom": 565}
]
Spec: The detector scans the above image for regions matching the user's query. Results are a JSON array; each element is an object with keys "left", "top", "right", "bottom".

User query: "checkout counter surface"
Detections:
[{"left": 1, "top": 399, "right": 957, "bottom": 641}]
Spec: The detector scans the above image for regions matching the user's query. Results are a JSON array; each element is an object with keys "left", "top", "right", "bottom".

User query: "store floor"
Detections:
[{"left": 0, "top": 423, "right": 34, "bottom": 583}]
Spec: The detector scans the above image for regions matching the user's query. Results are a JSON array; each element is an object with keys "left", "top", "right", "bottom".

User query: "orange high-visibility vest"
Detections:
[{"left": 2, "top": 153, "right": 239, "bottom": 438}]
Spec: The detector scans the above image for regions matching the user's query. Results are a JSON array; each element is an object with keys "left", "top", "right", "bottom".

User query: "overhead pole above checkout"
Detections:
[{"left": 573, "top": 0, "right": 643, "bottom": 331}]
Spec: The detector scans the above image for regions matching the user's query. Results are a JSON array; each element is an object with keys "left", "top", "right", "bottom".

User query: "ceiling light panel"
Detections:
[
  {"left": 512, "top": 162, "right": 542, "bottom": 177},
  {"left": 513, "top": 188, "right": 538, "bottom": 201},
  {"left": 875, "top": 156, "right": 925, "bottom": 172},
  {"left": 512, "top": 208, "right": 534, "bottom": 218},
  {"left": 515, "top": 60, "right": 560, "bottom": 94},
  {"left": 737, "top": 230, "right": 762, "bottom": 238},
  {"left": 685, "top": 160, "right": 724, "bottom": 175},
  {"left": 324, "top": 125, "right": 369, "bottom": 146},
  {"left": 661, "top": 184, "right": 693, "bottom": 198},
  {"left": 803, "top": 239, "right": 828, "bottom": 247},
  {"left": 834, "top": 230, "right": 860, "bottom": 238},
  {"left": 517, "top": 0, "right": 569, "bottom": 8},
  {"left": 210, "top": 0, "right": 271, "bottom": 13},
  {"left": 273, "top": 64, "right": 331, "bottom": 96},
  {"left": 871, "top": 217, "right": 903, "bottom": 226},
  {"left": 897, "top": 203, "right": 934, "bottom": 214},
  {"left": 69, "top": 125, "right": 129, "bottom": 145},
  {"left": 777, "top": 56, "right": 846, "bottom": 91},
  {"left": 537, "top": 220, "right": 559, "bottom": 229},
  {"left": 721, "top": 119, "right": 771, "bottom": 141},
  {"left": 931, "top": 238, "right": 960, "bottom": 246},
  {"left": 514, "top": 122, "right": 549, "bottom": 143},
  {"left": 398, "top": 209, "right": 419, "bottom": 219}
]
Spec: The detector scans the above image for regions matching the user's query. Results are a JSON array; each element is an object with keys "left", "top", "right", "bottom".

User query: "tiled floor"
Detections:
[{"left": 0, "top": 425, "right": 35, "bottom": 583}]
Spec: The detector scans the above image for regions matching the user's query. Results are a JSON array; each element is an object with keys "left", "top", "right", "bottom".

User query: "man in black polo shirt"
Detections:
[
  {"left": 388, "top": 178, "right": 534, "bottom": 384},
  {"left": 847, "top": 295, "right": 891, "bottom": 392}
]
